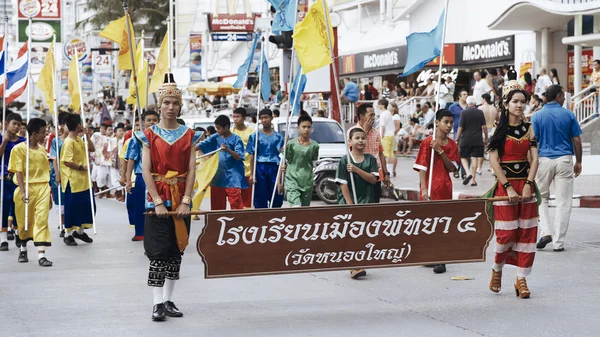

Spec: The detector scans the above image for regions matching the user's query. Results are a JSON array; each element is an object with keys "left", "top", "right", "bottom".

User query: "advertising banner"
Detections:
[
  {"left": 208, "top": 14, "right": 255, "bottom": 32},
  {"left": 456, "top": 35, "right": 514, "bottom": 65},
  {"left": 190, "top": 34, "right": 202, "bottom": 83},
  {"left": 18, "top": 0, "right": 61, "bottom": 19},
  {"left": 81, "top": 56, "right": 93, "bottom": 93},
  {"left": 567, "top": 49, "right": 594, "bottom": 92},
  {"left": 18, "top": 19, "right": 62, "bottom": 43}
]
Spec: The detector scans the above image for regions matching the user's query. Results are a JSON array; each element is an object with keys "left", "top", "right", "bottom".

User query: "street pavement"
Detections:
[{"left": 1, "top": 159, "right": 599, "bottom": 337}]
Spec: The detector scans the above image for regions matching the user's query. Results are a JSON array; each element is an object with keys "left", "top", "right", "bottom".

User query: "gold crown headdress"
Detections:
[
  {"left": 502, "top": 80, "right": 524, "bottom": 101},
  {"left": 157, "top": 73, "right": 182, "bottom": 108}
]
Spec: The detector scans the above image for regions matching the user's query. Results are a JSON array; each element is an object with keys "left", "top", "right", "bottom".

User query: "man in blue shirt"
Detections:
[
  {"left": 341, "top": 78, "right": 359, "bottom": 104},
  {"left": 532, "top": 85, "right": 583, "bottom": 252}
]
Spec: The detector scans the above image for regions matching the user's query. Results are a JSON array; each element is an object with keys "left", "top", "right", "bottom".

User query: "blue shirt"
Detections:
[
  {"left": 198, "top": 133, "right": 248, "bottom": 189},
  {"left": 448, "top": 102, "right": 464, "bottom": 135},
  {"left": 246, "top": 130, "right": 284, "bottom": 164},
  {"left": 0, "top": 135, "right": 26, "bottom": 177},
  {"left": 125, "top": 137, "right": 143, "bottom": 174},
  {"left": 342, "top": 81, "right": 359, "bottom": 102},
  {"left": 532, "top": 102, "right": 582, "bottom": 159},
  {"left": 49, "top": 137, "right": 65, "bottom": 188}
]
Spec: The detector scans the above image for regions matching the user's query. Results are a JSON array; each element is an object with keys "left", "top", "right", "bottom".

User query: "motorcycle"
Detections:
[{"left": 313, "top": 158, "right": 339, "bottom": 204}]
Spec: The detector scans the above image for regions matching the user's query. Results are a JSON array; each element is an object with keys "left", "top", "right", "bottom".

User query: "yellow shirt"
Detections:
[
  {"left": 60, "top": 136, "right": 90, "bottom": 193},
  {"left": 8, "top": 143, "right": 50, "bottom": 184},
  {"left": 119, "top": 138, "right": 131, "bottom": 160},
  {"left": 591, "top": 70, "right": 600, "bottom": 85},
  {"left": 232, "top": 126, "right": 254, "bottom": 177}
]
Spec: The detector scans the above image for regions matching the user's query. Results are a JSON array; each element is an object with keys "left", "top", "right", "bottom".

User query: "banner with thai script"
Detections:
[
  {"left": 197, "top": 199, "right": 493, "bottom": 278},
  {"left": 190, "top": 34, "right": 202, "bottom": 83}
]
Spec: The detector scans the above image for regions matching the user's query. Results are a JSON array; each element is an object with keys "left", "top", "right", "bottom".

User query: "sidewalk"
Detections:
[{"left": 389, "top": 156, "right": 600, "bottom": 207}]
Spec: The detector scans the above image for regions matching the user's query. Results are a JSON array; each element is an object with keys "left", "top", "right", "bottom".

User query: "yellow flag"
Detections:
[
  {"left": 292, "top": 0, "right": 334, "bottom": 74},
  {"left": 36, "top": 40, "right": 56, "bottom": 114},
  {"left": 149, "top": 28, "right": 169, "bottom": 93},
  {"left": 126, "top": 40, "right": 148, "bottom": 108},
  {"left": 99, "top": 14, "right": 137, "bottom": 70},
  {"left": 68, "top": 56, "right": 81, "bottom": 112},
  {"left": 193, "top": 152, "right": 219, "bottom": 203}
]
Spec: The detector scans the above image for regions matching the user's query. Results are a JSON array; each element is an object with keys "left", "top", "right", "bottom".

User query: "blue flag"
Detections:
[
  {"left": 289, "top": 65, "right": 307, "bottom": 115},
  {"left": 269, "top": 0, "right": 296, "bottom": 34},
  {"left": 257, "top": 50, "right": 271, "bottom": 102},
  {"left": 400, "top": 10, "right": 445, "bottom": 77},
  {"left": 233, "top": 34, "right": 259, "bottom": 88}
]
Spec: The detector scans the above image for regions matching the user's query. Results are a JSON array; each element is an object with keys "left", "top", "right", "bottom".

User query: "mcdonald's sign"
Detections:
[
  {"left": 342, "top": 55, "right": 356, "bottom": 74},
  {"left": 339, "top": 46, "right": 406, "bottom": 75}
]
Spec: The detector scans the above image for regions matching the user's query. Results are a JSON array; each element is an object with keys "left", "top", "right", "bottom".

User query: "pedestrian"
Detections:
[
  {"left": 391, "top": 102, "right": 402, "bottom": 176},
  {"left": 481, "top": 93, "right": 499, "bottom": 140},
  {"left": 400, "top": 117, "right": 422, "bottom": 155},
  {"left": 413, "top": 109, "right": 459, "bottom": 274},
  {"left": 126, "top": 110, "right": 160, "bottom": 242},
  {"left": 486, "top": 80, "right": 539, "bottom": 299},
  {"left": 456, "top": 96, "right": 487, "bottom": 186},
  {"left": 534, "top": 68, "right": 552, "bottom": 96},
  {"left": 231, "top": 107, "right": 254, "bottom": 208},
  {"left": 550, "top": 68, "right": 560, "bottom": 85},
  {"left": 367, "top": 81, "right": 379, "bottom": 100},
  {"left": 279, "top": 113, "right": 320, "bottom": 207},
  {"left": 340, "top": 78, "right": 359, "bottom": 104},
  {"left": 378, "top": 99, "right": 395, "bottom": 177},
  {"left": 0, "top": 113, "right": 26, "bottom": 251},
  {"left": 347, "top": 104, "right": 391, "bottom": 202},
  {"left": 247, "top": 109, "right": 284, "bottom": 209},
  {"left": 112, "top": 123, "right": 126, "bottom": 202},
  {"left": 473, "top": 71, "right": 492, "bottom": 106},
  {"left": 523, "top": 72, "right": 534, "bottom": 96},
  {"left": 198, "top": 115, "right": 247, "bottom": 210},
  {"left": 489, "top": 68, "right": 502, "bottom": 102},
  {"left": 449, "top": 89, "right": 468, "bottom": 139},
  {"left": 589, "top": 59, "right": 600, "bottom": 86},
  {"left": 9, "top": 118, "right": 53, "bottom": 266},
  {"left": 49, "top": 112, "right": 69, "bottom": 238},
  {"left": 445, "top": 76, "right": 455, "bottom": 108},
  {"left": 532, "top": 85, "right": 583, "bottom": 252},
  {"left": 336, "top": 127, "right": 379, "bottom": 279},
  {"left": 60, "top": 113, "right": 96, "bottom": 246},
  {"left": 138, "top": 74, "right": 201, "bottom": 321},
  {"left": 381, "top": 80, "right": 391, "bottom": 99}
]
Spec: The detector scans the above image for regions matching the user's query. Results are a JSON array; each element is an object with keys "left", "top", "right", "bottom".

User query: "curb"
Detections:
[{"left": 394, "top": 188, "right": 600, "bottom": 208}]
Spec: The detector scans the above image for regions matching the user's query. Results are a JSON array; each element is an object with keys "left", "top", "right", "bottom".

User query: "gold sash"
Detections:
[{"left": 153, "top": 171, "right": 188, "bottom": 252}]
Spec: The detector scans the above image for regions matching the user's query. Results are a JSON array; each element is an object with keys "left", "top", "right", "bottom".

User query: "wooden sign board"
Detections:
[{"left": 196, "top": 199, "right": 493, "bottom": 279}]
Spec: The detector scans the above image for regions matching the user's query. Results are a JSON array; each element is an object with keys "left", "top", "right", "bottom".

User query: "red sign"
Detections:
[
  {"left": 197, "top": 199, "right": 493, "bottom": 278},
  {"left": 567, "top": 49, "right": 594, "bottom": 92},
  {"left": 18, "top": 0, "right": 61, "bottom": 19},
  {"left": 428, "top": 44, "right": 456, "bottom": 66},
  {"left": 100, "top": 41, "right": 113, "bottom": 49},
  {"left": 208, "top": 14, "right": 255, "bottom": 32}
]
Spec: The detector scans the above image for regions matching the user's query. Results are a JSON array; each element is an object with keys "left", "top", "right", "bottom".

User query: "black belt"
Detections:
[{"left": 500, "top": 161, "right": 530, "bottom": 180}]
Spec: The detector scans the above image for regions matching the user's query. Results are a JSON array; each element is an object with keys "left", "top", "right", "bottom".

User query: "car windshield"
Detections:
[
  {"left": 193, "top": 122, "right": 214, "bottom": 130},
  {"left": 278, "top": 121, "right": 345, "bottom": 143}
]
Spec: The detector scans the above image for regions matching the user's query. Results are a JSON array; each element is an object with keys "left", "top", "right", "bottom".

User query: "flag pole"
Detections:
[
  {"left": 75, "top": 54, "right": 98, "bottom": 234},
  {"left": 51, "top": 34, "right": 62, "bottom": 232},
  {"left": 250, "top": 34, "right": 264, "bottom": 209},
  {"left": 25, "top": 17, "right": 33, "bottom": 232},
  {"left": 428, "top": 0, "right": 449, "bottom": 197},
  {"left": 0, "top": 14, "right": 8, "bottom": 231},
  {"left": 320, "top": 0, "right": 357, "bottom": 204},
  {"left": 269, "top": 0, "right": 301, "bottom": 208},
  {"left": 235, "top": 33, "right": 257, "bottom": 110},
  {"left": 122, "top": 3, "right": 143, "bottom": 132}
]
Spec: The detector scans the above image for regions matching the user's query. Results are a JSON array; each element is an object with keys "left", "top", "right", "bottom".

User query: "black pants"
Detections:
[{"left": 374, "top": 181, "right": 382, "bottom": 203}]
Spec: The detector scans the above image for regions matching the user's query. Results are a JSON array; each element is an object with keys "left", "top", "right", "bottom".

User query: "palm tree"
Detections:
[{"left": 76, "top": 0, "right": 171, "bottom": 46}]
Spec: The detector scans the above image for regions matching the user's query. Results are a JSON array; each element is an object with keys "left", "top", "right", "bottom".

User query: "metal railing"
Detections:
[{"left": 572, "top": 84, "right": 599, "bottom": 125}]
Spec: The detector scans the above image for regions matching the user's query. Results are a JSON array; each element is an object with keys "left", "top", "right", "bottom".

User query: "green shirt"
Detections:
[
  {"left": 336, "top": 153, "right": 378, "bottom": 205},
  {"left": 285, "top": 138, "right": 320, "bottom": 192}
]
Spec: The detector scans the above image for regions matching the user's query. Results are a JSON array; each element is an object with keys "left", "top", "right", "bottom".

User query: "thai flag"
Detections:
[
  {"left": 6, "top": 42, "right": 29, "bottom": 105},
  {"left": 0, "top": 36, "right": 5, "bottom": 95}
]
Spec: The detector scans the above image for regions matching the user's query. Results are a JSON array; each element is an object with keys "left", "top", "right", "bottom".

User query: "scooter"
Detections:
[{"left": 313, "top": 158, "right": 339, "bottom": 204}]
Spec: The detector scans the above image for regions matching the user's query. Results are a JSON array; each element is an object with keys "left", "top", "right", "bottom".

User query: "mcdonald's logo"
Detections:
[{"left": 342, "top": 55, "right": 355, "bottom": 74}]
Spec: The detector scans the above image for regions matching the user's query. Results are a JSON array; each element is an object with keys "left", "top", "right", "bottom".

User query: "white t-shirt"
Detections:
[
  {"left": 473, "top": 79, "right": 492, "bottom": 105},
  {"left": 535, "top": 74, "right": 552, "bottom": 96},
  {"left": 379, "top": 110, "right": 396, "bottom": 137},
  {"left": 423, "top": 109, "right": 435, "bottom": 126},
  {"left": 436, "top": 84, "right": 449, "bottom": 108}
]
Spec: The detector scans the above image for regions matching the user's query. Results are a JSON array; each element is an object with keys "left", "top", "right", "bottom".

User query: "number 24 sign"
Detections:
[
  {"left": 94, "top": 55, "right": 112, "bottom": 74},
  {"left": 18, "top": 0, "right": 61, "bottom": 19}
]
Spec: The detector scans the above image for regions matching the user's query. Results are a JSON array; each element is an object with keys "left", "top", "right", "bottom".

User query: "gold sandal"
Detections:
[
  {"left": 514, "top": 278, "right": 531, "bottom": 299},
  {"left": 489, "top": 269, "right": 502, "bottom": 293}
]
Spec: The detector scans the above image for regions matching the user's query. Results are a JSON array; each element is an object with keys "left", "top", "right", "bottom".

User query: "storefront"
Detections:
[{"left": 339, "top": 46, "right": 406, "bottom": 91}]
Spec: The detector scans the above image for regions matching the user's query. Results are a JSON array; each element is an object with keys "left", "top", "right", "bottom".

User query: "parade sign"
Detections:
[
  {"left": 197, "top": 199, "right": 493, "bottom": 278},
  {"left": 64, "top": 37, "right": 88, "bottom": 62},
  {"left": 18, "top": 0, "right": 41, "bottom": 18},
  {"left": 208, "top": 14, "right": 256, "bottom": 32}
]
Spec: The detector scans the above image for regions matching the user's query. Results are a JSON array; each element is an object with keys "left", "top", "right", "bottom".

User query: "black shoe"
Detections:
[
  {"left": 433, "top": 264, "right": 447, "bottom": 274},
  {"left": 63, "top": 236, "right": 78, "bottom": 246},
  {"left": 163, "top": 301, "right": 184, "bottom": 317},
  {"left": 38, "top": 257, "right": 53, "bottom": 267},
  {"left": 18, "top": 250, "right": 28, "bottom": 263},
  {"left": 72, "top": 231, "right": 93, "bottom": 243},
  {"left": 15, "top": 235, "right": 22, "bottom": 248},
  {"left": 152, "top": 303, "right": 167, "bottom": 321},
  {"left": 536, "top": 236, "right": 552, "bottom": 250},
  {"left": 7, "top": 230, "right": 14, "bottom": 240},
  {"left": 462, "top": 175, "right": 473, "bottom": 186},
  {"left": 0, "top": 242, "right": 8, "bottom": 251},
  {"left": 553, "top": 247, "right": 565, "bottom": 252},
  {"left": 59, "top": 229, "right": 65, "bottom": 238}
]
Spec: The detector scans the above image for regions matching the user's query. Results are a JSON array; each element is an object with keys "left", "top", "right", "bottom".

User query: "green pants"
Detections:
[{"left": 286, "top": 188, "right": 313, "bottom": 207}]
